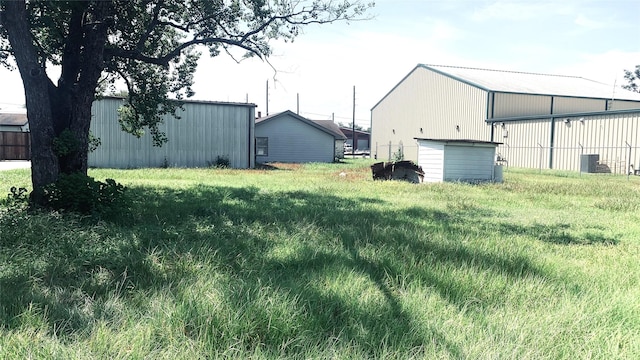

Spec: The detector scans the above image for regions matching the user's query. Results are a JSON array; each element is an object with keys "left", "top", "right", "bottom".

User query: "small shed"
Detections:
[
  {"left": 415, "top": 138, "right": 501, "bottom": 183},
  {"left": 255, "top": 110, "right": 346, "bottom": 163}
]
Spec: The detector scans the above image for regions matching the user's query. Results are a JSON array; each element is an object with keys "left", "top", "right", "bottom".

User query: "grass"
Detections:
[{"left": 1, "top": 160, "right": 639, "bottom": 359}]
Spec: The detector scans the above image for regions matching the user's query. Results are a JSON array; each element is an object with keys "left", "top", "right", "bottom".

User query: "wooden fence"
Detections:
[{"left": 0, "top": 132, "right": 30, "bottom": 160}]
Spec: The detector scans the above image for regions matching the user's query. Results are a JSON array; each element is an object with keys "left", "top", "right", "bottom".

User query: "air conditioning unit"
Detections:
[{"left": 580, "top": 154, "right": 599, "bottom": 173}]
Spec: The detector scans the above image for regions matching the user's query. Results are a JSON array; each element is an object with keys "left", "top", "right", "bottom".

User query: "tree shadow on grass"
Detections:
[{"left": 0, "top": 183, "right": 585, "bottom": 357}]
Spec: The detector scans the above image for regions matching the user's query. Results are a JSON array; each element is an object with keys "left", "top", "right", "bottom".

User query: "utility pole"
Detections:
[
  {"left": 297, "top": 93, "right": 299, "bottom": 114},
  {"left": 352, "top": 85, "right": 356, "bottom": 158},
  {"left": 266, "top": 80, "right": 269, "bottom": 115}
]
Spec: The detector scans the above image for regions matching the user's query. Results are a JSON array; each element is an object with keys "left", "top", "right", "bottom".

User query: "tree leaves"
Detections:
[{"left": 622, "top": 65, "right": 640, "bottom": 93}]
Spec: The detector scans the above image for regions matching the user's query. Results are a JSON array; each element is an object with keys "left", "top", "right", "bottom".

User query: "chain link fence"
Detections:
[{"left": 497, "top": 144, "right": 640, "bottom": 176}]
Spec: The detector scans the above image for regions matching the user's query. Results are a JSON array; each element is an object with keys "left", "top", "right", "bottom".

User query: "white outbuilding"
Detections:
[{"left": 415, "top": 138, "right": 501, "bottom": 183}]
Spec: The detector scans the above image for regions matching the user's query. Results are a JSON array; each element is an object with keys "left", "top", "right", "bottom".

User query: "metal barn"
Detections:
[
  {"left": 89, "top": 97, "right": 256, "bottom": 169},
  {"left": 416, "top": 138, "right": 500, "bottom": 183},
  {"left": 372, "top": 64, "right": 640, "bottom": 172}
]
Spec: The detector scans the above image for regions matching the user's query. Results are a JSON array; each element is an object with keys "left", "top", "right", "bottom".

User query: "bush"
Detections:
[
  {"left": 39, "top": 173, "right": 127, "bottom": 216},
  {"left": 209, "top": 155, "right": 230, "bottom": 168}
]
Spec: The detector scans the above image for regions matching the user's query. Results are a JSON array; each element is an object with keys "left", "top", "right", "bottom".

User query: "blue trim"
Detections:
[{"left": 485, "top": 108, "right": 640, "bottom": 123}]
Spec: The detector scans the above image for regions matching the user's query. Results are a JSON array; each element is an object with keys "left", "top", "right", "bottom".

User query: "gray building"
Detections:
[
  {"left": 89, "top": 97, "right": 256, "bottom": 169},
  {"left": 255, "top": 110, "right": 346, "bottom": 163},
  {"left": 372, "top": 64, "right": 640, "bottom": 172}
]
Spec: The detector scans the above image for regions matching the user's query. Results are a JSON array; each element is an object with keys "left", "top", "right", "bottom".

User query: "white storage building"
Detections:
[{"left": 416, "top": 138, "right": 500, "bottom": 183}]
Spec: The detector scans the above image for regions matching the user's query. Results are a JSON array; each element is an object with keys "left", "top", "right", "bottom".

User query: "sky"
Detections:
[{"left": 1, "top": 0, "right": 639, "bottom": 128}]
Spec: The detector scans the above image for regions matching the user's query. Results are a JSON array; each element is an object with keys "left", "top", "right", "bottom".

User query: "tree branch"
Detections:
[{"left": 136, "top": 0, "right": 165, "bottom": 51}]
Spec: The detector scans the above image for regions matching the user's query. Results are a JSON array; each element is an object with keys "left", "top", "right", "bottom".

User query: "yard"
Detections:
[{"left": 0, "top": 160, "right": 639, "bottom": 359}]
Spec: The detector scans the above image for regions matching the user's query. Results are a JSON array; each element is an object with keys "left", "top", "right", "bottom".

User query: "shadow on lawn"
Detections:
[{"left": 0, "top": 183, "right": 599, "bottom": 357}]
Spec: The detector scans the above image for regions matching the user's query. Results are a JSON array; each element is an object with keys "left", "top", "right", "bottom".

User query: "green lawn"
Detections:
[{"left": 1, "top": 160, "right": 639, "bottom": 359}]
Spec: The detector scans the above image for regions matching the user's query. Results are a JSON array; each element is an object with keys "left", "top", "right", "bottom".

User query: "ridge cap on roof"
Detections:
[{"left": 420, "top": 63, "right": 590, "bottom": 80}]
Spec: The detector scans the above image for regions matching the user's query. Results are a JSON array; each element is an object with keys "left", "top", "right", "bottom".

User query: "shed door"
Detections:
[
  {"left": 443, "top": 145, "right": 495, "bottom": 181},
  {"left": 417, "top": 140, "right": 445, "bottom": 182}
]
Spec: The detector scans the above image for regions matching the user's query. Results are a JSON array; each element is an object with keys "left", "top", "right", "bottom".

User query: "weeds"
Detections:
[{"left": 0, "top": 161, "right": 639, "bottom": 359}]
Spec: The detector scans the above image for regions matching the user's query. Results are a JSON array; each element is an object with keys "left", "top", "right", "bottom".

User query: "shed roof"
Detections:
[
  {"left": 0, "top": 113, "right": 28, "bottom": 126},
  {"left": 422, "top": 64, "right": 640, "bottom": 101},
  {"left": 414, "top": 138, "right": 502, "bottom": 146},
  {"left": 256, "top": 110, "right": 346, "bottom": 140}
]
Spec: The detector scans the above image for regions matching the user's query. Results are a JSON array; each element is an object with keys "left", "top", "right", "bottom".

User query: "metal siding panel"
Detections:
[
  {"left": 496, "top": 119, "right": 550, "bottom": 169},
  {"left": 371, "top": 66, "right": 489, "bottom": 162},
  {"left": 553, "top": 97, "right": 605, "bottom": 113},
  {"left": 417, "top": 140, "right": 444, "bottom": 182},
  {"left": 493, "top": 93, "right": 551, "bottom": 118},
  {"left": 89, "top": 99, "right": 252, "bottom": 168},
  {"left": 613, "top": 100, "right": 640, "bottom": 110},
  {"left": 497, "top": 111, "right": 640, "bottom": 173},
  {"left": 443, "top": 144, "right": 495, "bottom": 181}
]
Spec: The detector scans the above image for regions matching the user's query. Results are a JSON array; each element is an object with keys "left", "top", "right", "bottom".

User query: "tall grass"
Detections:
[{"left": 0, "top": 162, "right": 639, "bottom": 359}]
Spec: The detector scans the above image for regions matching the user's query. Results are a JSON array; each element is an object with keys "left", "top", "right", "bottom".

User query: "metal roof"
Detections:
[
  {"left": 256, "top": 110, "right": 346, "bottom": 140},
  {"left": 414, "top": 137, "right": 502, "bottom": 146},
  {"left": 421, "top": 64, "right": 640, "bottom": 101},
  {"left": 0, "top": 113, "right": 28, "bottom": 126}
]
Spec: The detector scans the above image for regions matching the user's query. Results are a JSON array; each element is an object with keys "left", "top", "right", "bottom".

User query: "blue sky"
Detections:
[{"left": 1, "top": 0, "right": 639, "bottom": 128}]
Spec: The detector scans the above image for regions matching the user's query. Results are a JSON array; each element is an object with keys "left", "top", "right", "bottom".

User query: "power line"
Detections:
[{"left": 302, "top": 111, "right": 369, "bottom": 123}]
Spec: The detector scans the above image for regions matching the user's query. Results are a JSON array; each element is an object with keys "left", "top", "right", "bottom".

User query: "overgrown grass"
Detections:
[{"left": 1, "top": 161, "right": 639, "bottom": 359}]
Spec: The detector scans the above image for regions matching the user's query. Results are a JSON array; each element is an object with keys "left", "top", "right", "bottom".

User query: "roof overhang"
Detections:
[
  {"left": 485, "top": 108, "right": 640, "bottom": 123},
  {"left": 414, "top": 138, "right": 502, "bottom": 146}
]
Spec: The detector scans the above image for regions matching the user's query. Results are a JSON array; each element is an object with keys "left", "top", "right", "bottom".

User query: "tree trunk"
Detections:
[
  {"left": 1, "top": 1, "right": 59, "bottom": 203},
  {"left": 1, "top": 0, "right": 111, "bottom": 205}
]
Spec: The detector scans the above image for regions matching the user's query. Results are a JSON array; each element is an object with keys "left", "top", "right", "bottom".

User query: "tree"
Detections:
[
  {"left": 0, "top": 0, "right": 373, "bottom": 205},
  {"left": 622, "top": 65, "right": 640, "bottom": 93}
]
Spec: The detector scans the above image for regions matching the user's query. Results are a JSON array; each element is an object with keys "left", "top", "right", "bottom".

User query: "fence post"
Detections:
[
  {"left": 578, "top": 143, "right": 583, "bottom": 176},
  {"left": 538, "top": 143, "right": 543, "bottom": 173},
  {"left": 626, "top": 141, "right": 632, "bottom": 180}
]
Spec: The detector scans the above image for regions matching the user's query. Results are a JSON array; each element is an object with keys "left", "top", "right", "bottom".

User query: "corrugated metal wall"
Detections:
[
  {"left": 255, "top": 114, "right": 336, "bottom": 163},
  {"left": 443, "top": 144, "right": 496, "bottom": 181},
  {"left": 416, "top": 140, "right": 445, "bottom": 182},
  {"left": 372, "top": 66, "right": 490, "bottom": 162},
  {"left": 553, "top": 112, "right": 640, "bottom": 172},
  {"left": 612, "top": 100, "right": 640, "bottom": 110},
  {"left": 89, "top": 98, "right": 255, "bottom": 169},
  {"left": 553, "top": 97, "right": 606, "bottom": 113},
  {"left": 492, "top": 93, "right": 551, "bottom": 118},
  {"left": 494, "top": 111, "right": 640, "bottom": 172},
  {"left": 495, "top": 119, "right": 551, "bottom": 169}
]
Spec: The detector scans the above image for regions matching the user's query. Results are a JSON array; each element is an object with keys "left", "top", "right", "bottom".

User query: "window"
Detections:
[{"left": 256, "top": 137, "right": 268, "bottom": 156}]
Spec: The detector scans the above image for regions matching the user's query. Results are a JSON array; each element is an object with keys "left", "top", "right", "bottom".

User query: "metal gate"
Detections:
[{"left": 0, "top": 132, "right": 31, "bottom": 160}]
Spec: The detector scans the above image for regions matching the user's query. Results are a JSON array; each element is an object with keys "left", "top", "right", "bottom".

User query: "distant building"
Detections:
[
  {"left": 0, "top": 113, "right": 28, "bottom": 132},
  {"left": 0, "top": 113, "right": 30, "bottom": 160},
  {"left": 255, "top": 110, "right": 346, "bottom": 163},
  {"left": 372, "top": 64, "right": 640, "bottom": 172},
  {"left": 339, "top": 127, "right": 370, "bottom": 152}
]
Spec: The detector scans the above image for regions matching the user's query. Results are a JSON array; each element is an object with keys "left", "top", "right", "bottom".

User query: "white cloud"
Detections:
[
  {"left": 574, "top": 14, "right": 606, "bottom": 29},
  {"left": 471, "top": 1, "right": 573, "bottom": 22},
  {"left": 551, "top": 50, "right": 640, "bottom": 86}
]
